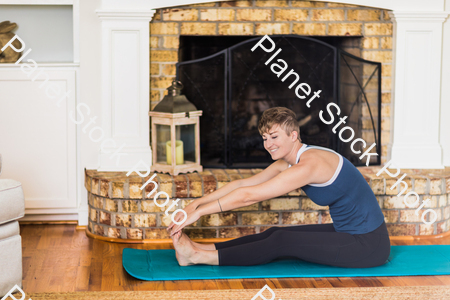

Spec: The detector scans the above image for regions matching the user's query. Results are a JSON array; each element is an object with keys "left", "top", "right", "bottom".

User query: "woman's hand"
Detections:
[
  {"left": 169, "top": 209, "right": 201, "bottom": 237},
  {"left": 167, "top": 200, "right": 199, "bottom": 232}
]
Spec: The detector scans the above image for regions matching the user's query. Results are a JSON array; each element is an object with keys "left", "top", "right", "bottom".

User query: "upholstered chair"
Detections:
[{"left": 0, "top": 154, "right": 25, "bottom": 296}]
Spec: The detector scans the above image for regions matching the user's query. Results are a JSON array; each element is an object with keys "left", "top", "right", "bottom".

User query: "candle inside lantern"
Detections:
[{"left": 166, "top": 140, "right": 184, "bottom": 165}]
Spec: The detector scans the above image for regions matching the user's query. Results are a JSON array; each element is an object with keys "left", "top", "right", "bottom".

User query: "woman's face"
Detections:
[{"left": 262, "top": 124, "right": 295, "bottom": 160}]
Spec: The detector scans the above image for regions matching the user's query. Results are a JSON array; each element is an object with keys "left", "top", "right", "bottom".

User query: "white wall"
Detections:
[
  {"left": 75, "top": 0, "right": 102, "bottom": 224},
  {"left": 0, "top": 5, "right": 73, "bottom": 62},
  {"left": 78, "top": 0, "right": 102, "bottom": 170}
]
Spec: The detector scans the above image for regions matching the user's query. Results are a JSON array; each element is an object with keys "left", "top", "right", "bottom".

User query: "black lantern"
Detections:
[{"left": 149, "top": 81, "right": 203, "bottom": 175}]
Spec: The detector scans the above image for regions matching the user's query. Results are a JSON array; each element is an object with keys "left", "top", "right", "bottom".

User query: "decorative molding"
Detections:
[
  {"left": 388, "top": 11, "right": 450, "bottom": 22},
  {"left": 96, "top": 4, "right": 153, "bottom": 171},
  {"left": 95, "top": 9, "right": 156, "bottom": 20},
  {"left": 388, "top": 10, "right": 447, "bottom": 168}
]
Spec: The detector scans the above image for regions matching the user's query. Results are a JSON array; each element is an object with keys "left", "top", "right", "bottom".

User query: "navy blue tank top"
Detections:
[{"left": 288, "top": 144, "right": 384, "bottom": 234}]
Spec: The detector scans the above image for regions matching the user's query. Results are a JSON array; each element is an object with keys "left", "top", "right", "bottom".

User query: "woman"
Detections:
[{"left": 168, "top": 107, "right": 390, "bottom": 268}]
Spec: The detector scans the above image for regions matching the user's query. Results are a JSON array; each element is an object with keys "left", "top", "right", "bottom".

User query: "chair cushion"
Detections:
[
  {"left": 0, "top": 221, "right": 20, "bottom": 241},
  {"left": 0, "top": 180, "right": 25, "bottom": 225},
  {"left": 0, "top": 234, "right": 22, "bottom": 297}
]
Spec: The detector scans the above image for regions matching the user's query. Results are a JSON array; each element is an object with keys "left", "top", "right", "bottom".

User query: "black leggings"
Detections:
[{"left": 215, "top": 221, "right": 390, "bottom": 268}]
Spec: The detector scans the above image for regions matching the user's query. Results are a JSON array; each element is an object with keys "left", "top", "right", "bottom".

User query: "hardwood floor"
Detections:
[{"left": 20, "top": 224, "right": 450, "bottom": 293}]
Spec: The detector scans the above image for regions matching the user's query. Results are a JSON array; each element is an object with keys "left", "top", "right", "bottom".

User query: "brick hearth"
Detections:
[{"left": 85, "top": 167, "right": 450, "bottom": 241}]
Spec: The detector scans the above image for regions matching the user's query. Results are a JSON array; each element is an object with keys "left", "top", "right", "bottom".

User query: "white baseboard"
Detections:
[{"left": 20, "top": 214, "right": 78, "bottom": 222}]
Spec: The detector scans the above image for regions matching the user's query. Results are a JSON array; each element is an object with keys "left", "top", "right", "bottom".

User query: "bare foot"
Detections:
[
  {"left": 169, "top": 228, "right": 214, "bottom": 250},
  {"left": 172, "top": 232, "right": 200, "bottom": 266},
  {"left": 186, "top": 236, "right": 216, "bottom": 251}
]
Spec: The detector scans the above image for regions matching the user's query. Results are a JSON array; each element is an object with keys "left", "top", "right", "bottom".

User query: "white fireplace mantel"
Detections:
[
  {"left": 92, "top": 0, "right": 450, "bottom": 170},
  {"left": 146, "top": 0, "right": 450, "bottom": 169}
]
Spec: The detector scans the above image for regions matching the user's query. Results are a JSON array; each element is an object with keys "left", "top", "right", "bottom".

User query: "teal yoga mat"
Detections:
[{"left": 122, "top": 245, "right": 450, "bottom": 281}]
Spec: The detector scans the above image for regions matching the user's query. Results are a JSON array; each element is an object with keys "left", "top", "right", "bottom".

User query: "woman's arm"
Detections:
[
  {"left": 169, "top": 159, "right": 316, "bottom": 236},
  {"left": 196, "top": 188, "right": 251, "bottom": 216},
  {"left": 170, "top": 187, "right": 249, "bottom": 236},
  {"left": 168, "top": 160, "right": 287, "bottom": 229},
  {"left": 184, "top": 159, "right": 285, "bottom": 208},
  {"left": 167, "top": 179, "right": 243, "bottom": 229},
  {"left": 191, "top": 179, "right": 242, "bottom": 207}
]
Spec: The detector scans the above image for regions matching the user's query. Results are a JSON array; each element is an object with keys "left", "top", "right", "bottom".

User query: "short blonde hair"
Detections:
[{"left": 258, "top": 107, "right": 301, "bottom": 141}]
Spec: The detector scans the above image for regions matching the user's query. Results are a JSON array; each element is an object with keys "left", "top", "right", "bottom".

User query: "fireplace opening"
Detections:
[
  {"left": 179, "top": 35, "right": 362, "bottom": 62},
  {"left": 174, "top": 35, "right": 381, "bottom": 169}
]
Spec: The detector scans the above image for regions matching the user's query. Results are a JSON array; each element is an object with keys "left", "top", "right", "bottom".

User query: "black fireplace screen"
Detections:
[{"left": 175, "top": 35, "right": 381, "bottom": 168}]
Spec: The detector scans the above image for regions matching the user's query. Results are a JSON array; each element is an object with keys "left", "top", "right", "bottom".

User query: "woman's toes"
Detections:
[{"left": 173, "top": 231, "right": 196, "bottom": 266}]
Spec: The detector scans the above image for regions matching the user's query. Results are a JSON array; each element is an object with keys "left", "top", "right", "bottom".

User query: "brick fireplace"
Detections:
[
  {"left": 150, "top": 0, "right": 393, "bottom": 165},
  {"left": 86, "top": 0, "right": 450, "bottom": 241}
]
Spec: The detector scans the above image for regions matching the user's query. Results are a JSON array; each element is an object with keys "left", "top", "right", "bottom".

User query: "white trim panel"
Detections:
[
  {"left": 96, "top": 8, "right": 154, "bottom": 171},
  {"left": 389, "top": 11, "right": 448, "bottom": 168},
  {"left": 0, "top": 68, "right": 78, "bottom": 210}
]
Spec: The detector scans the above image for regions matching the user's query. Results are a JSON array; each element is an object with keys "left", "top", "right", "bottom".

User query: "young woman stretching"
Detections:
[{"left": 168, "top": 107, "right": 390, "bottom": 268}]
